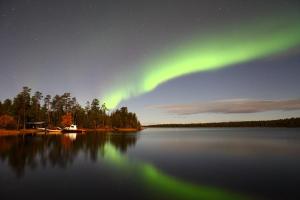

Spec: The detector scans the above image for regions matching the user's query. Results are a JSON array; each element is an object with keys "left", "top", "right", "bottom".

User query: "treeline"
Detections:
[
  {"left": 146, "top": 118, "right": 300, "bottom": 128},
  {"left": 0, "top": 86, "right": 141, "bottom": 129}
]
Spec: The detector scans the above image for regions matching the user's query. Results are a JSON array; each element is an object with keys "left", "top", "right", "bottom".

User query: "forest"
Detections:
[{"left": 0, "top": 87, "right": 141, "bottom": 130}]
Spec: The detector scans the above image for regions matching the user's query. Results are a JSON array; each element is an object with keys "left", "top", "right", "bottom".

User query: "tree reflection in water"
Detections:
[
  {"left": 0, "top": 132, "right": 138, "bottom": 177},
  {"left": 0, "top": 132, "right": 249, "bottom": 200}
]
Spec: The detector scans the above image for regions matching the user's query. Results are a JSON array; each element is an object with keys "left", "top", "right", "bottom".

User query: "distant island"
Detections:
[
  {"left": 0, "top": 86, "right": 141, "bottom": 135},
  {"left": 145, "top": 118, "right": 300, "bottom": 128}
]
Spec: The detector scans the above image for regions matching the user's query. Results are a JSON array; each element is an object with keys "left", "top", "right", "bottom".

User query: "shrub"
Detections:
[{"left": 0, "top": 114, "right": 17, "bottom": 129}]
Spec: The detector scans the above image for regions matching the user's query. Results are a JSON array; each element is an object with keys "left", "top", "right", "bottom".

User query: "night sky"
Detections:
[{"left": 1, "top": 0, "right": 300, "bottom": 124}]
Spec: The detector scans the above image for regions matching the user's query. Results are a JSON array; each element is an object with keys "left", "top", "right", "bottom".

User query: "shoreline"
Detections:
[
  {"left": 0, "top": 129, "right": 40, "bottom": 136},
  {"left": 85, "top": 128, "right": 143, "bottom": 132},
  {"left": 0, "top": 128, "right": 142, "bottom": 136}
]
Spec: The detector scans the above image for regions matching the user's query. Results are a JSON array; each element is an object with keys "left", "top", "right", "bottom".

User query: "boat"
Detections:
[
  {"left": 47, "top": 127, "right": 62, "bottom": 133},
  {"left": 37, "top": 127, "right": 46, "bottom": 131},
  {"left": 62, "top": 124, "right": 86, "bottom": 133}
]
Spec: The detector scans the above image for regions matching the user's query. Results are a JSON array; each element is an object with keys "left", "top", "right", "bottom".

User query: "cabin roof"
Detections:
[{"left": 26, "top": 122, "right": 45, "bottom": 125}]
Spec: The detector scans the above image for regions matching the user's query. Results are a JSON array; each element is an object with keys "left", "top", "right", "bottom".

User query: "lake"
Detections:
[{"left": 1, "top": 128, "right": 300, "bottom": 200}]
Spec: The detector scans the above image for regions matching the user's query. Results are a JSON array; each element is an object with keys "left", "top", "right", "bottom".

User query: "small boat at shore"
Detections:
[
  {"left": 47, "top": 127, "right": 62, "bottom": 133},
  {"left": 36, "top": 127, "right": 62, "bottom": 133},
  {"left": 62, "top": 124, "right": 86, "bottom": 133}
]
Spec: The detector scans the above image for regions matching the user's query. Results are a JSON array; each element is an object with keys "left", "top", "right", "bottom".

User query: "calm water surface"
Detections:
[{"left": 1, "top": 128, "right": 300, "bottom": 200}]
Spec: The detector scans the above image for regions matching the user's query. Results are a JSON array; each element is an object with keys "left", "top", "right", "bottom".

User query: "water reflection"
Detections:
[
  {"left": 102, "top": 143, "right": 247, "bottom": 200},
  {"left": 1, "top": 128, "right": 299, "bottom": 200},
  {"left": 64, "top": 133, "right": 77, "bottom": 140},
  {"left": 0, "top": 132, "right": 138, "bottom": 177},
  {"left": 0, "top": 132, "right": 248, "bottom": 200}
]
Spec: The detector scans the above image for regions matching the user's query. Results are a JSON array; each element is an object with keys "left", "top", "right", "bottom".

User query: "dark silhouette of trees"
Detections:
[
  {"left": 89, "top": 99, "right": 102, "bottom": 128},
  {"left": 110, "top": 107, "right": 141, "bottom": 128},
  {"left": 13, "top": 87, "right": 31, "bottom": 129},
  {"left": 43, "top": 94, "right": 51, "bottom": 125},
  {"left": 146, "top": 118, "right": 300, "bottom": 128},
  {"left": 0, "top": 99, "right": 13, "bottom": 115},
  {"left": 29, "top": 91, "right": 43, "bottom": 122},
  {"left": 0, "top": 86, "right": 141, "bottom": 129}
]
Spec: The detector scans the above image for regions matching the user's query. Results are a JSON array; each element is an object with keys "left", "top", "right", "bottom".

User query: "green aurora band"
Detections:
[
  {"left": 102, "top": 15, "right": 300, "bottom": 109},
  {"left": 101, "top": 143, "right": 248, "bottom": 200}
]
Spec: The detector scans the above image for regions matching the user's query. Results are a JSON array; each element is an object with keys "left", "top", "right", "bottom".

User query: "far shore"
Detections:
[
  {"left": 0, "top": 128, "right": 142, "bottom": 136},
  {"left": 145, "top": 117, "right": 300, "bottom": 128}
]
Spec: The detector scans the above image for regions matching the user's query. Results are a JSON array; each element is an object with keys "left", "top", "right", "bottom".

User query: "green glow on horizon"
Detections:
[
  {"left": 102, "top": 143, "right": 248, "bottom": 200},
  {"left": 102, "top": 15, "right": 300, "bottom": 109}
]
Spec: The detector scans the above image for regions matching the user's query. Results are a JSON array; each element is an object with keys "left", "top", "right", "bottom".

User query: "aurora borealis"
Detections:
[
  {"left": 1, "top": 0, "right": 300, "bottom": 123},
  {"left": 1, "top": 2, "right": 300, "bottom": 200},
  {"left": 102, "top": 15, "right": 300, "bottom": 109}
]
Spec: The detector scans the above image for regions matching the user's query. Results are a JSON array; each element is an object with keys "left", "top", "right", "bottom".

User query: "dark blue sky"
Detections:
[{"left": 0, "top": 0, "right": 300, "bottom": 124}]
